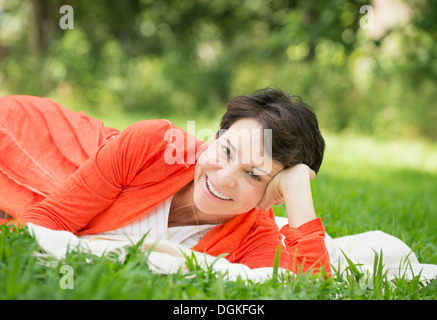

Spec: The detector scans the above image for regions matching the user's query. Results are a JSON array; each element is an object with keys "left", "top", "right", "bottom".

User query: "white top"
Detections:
[{"left": 99, "top": 196, "right": 217, "bottom": 248}]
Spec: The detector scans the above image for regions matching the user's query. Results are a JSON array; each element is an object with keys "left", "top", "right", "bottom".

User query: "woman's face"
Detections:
[{"left": 193, "top": 118, "right": 284, "bottom": 219}]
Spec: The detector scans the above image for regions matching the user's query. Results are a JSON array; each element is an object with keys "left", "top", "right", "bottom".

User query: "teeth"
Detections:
[{"left": 206, "top": 178, "right": 231, "bottom": 200}]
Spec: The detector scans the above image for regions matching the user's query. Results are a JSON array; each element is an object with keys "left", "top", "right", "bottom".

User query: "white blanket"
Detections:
[{"left": 27, "top": 217, "right": 437, "bottom": 284}]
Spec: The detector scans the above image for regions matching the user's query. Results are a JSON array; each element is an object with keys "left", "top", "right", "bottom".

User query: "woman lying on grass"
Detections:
[{"left": 0, "top": 87, "right": 330, "bottom": 274}]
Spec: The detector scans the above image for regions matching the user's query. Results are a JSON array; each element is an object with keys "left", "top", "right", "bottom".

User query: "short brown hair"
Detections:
[{"left": 219, "top": 87, "right": 325, "bottom": 173}]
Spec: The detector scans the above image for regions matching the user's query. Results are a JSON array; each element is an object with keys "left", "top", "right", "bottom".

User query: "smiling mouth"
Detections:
[{"left": 206, "top": 177, "right": 232, "bottom": 201}]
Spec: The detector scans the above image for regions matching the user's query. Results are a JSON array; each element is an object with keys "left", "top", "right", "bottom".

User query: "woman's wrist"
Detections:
[
  {"left": 279, "top": 164, "right": 312, "bottom": 192},
  {"left": 281, "top": 164, "right": 317, "bottom": 228}
]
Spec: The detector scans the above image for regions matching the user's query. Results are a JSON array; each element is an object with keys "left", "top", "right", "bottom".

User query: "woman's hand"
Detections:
[{"left": 256, "top": 163, "right": 317, "bottom": 228}]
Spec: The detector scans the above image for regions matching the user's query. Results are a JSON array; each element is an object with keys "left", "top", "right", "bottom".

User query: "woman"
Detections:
[{"left": 0, "top": 88, "right": 330, "bottom": 274}]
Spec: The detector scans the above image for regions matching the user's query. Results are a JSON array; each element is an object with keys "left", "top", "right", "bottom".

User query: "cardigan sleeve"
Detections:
[
  {"left": 18, "top": 120, "right": 173, "bottom": 233},
  {"left": 280, "top": 218, "right": 331, "bottom": 274},
  {"left": 229, "top": 215, "right": 331, "bottom": 275}
]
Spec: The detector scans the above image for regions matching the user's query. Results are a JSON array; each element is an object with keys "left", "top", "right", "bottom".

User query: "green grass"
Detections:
[
  {"left": 1, "top": 116, "right": 436, "bottom": 300},
  {"left": 318, "top": 133, "right": 437, "bottom": 266},
  {"left": 1, "top": 222, "right": 436, "bottom": 300}
]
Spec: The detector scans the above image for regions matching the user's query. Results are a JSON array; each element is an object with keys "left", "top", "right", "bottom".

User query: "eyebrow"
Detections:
[{"left": 226, "top": 137, "right": 273, "bottom": 177}]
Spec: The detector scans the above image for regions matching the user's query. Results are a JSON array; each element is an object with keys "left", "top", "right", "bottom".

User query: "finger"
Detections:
[
  {"left": 257, "top": 194, "right": 283, "bottom": 211},
  {"left": 274, "top": 199, "right": 284, "bottom": 206},
  {"left": 256, "top": 200, "right": 271, "bottom": 212},
  {"left": 256, "top": 195, "right": 274, "bottom": 211}
]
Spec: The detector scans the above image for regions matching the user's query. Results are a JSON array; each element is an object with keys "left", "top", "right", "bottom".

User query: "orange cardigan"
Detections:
[{"left": 1, "top": 95, "right": 331, "bottom": 274}]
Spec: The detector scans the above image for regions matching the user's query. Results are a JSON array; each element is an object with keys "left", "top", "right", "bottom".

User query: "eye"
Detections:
[
  {"left": 222, "top": 146, "right": 231, "bottom": 159},
  {"left": 246, "top": 170, "right": 262, "bottom": 181}
]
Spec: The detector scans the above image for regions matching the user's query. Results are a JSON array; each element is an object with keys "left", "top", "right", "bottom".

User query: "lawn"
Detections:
[{"left": 1, "top": 123, "right": 436, "bottom": 300}]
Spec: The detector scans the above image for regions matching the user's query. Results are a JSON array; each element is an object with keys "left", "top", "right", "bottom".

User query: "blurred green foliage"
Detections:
[{"left": 0, "top": 0, "right": 436, "bottom": 138}]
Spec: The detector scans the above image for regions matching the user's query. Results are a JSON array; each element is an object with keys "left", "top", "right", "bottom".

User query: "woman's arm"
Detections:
[
  {"left": 254, "top": 164, "right": 331, "bottom": 274},
  {"left": 17, "top": 120, "right": 172, "bottom": 233},
  {"left": 225, "top": 209, "right": 330, "bottom": 274},
  {"left": 257, "top": 164, "right": 317, "bottom": 227}
]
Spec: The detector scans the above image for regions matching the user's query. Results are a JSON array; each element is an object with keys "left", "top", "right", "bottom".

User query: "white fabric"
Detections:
[
  {"left": 27, "top": 223, "right": 281, "bottom": 283},
  {"left": 27, "top": 217, "right": 437, "bottom": 284},
  {"left": 98, "top": 196, "right": 216, "bottom": 249},
  {"left": 274, "top": 216, "right": 437, "bottom": 284}
]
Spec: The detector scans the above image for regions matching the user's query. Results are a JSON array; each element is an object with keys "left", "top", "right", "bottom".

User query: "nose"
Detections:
[{"left": 216, "top": 164, "right": 238, "bottom": 188}]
